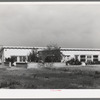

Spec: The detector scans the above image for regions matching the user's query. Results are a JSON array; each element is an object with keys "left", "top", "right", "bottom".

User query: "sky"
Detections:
[{"left": 0, "top": 3, "right": 100, "bottom": 48}]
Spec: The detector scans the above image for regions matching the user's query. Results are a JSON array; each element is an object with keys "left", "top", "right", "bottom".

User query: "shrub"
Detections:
[
  {"left": 66, "top": 58, "right": 81, "bottom": 65},
  {"left": 28, "top": 50, "right": 39, "bottom": 62},
  {"left": 91, "top": 61, "right": 100, "bottom": 65}
]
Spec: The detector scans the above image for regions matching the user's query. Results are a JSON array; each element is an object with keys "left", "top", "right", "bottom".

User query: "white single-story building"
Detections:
[
  {"left": 0, "top": 46, "right": 100, "bottom": 66},
  {"left": 0, "top": 46, "right": 46, "bottom": 65},
  {"left": 0, "top": 46, "right": 34, "bottom": 65},
  {"left": 61, "top": 48, "right": 100, "bottom": 63}
]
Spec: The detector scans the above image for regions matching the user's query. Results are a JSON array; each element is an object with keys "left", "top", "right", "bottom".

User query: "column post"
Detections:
[
  {"left": 91, "top": 55, "right": 93, "bottom": 62},
  {"left": 2, "top": 49, "right": 4, "bottom": 66},
  {"left": 78, "top": 55, "right": 80, "bottom": 61},
  {"left": 26, "top": 56, "right": 28, "bottom": 63},
  {"left": 85, "top": 55, "right": 87, "bottom": 63},
  {"left": 17, "top": 56, "right": 20, "bottom": 62}
]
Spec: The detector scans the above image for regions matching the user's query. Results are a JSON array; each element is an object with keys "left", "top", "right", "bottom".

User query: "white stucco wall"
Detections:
[
  {"left": 1, "top": 47, "right": 100, "bottom": 63},
  {"left": 4, "top": 49, "right": 32, "bottom": 58},
  {"left": 61, "top": 50, "right": 100, "bottom": 61},
  {"left": 61, "top": 50, "right": 100, "bottom": 55}
]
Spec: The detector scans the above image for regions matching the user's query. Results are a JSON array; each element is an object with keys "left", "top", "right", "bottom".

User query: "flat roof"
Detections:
[
  {"left": 0, "top": 46, "right": 100, "bottom": 51},
  {"left": 61, "top": 48, "right": 100, "bottom": 51},
  {"left": 2, "top": 46, "right": 34, "bottom": 49}
]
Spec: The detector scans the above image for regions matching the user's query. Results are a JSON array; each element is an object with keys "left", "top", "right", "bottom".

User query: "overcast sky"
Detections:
[{"left": 0, "top": 3, "right": 100, "bottom": 48}]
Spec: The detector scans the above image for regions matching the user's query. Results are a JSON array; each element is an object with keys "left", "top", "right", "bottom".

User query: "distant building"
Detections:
[
  {"left": 0, "top": 46, "right": 46, "bottom": 65},
  {"left": 61, "top": 48, "right": 100, "bottom": 63},
  {"left": 0, "top": 46, "right": 34, "bottom": 65},
  {"left": 0, "top": 46, "right": 100, "bottom": 66}
]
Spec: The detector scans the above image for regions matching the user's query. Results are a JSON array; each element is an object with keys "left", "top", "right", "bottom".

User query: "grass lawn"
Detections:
[{"left": 0, "top": 65, "right": 100, "bottom": 89}]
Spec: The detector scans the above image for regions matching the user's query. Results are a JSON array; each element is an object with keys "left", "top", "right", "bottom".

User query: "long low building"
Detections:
[
  {"left": 0, "top": 46, "right": 100, "bottom": 65},
  {"left": 0, "top": 46, "right": 46, "bottom": 65},
  {"left": 0, "top": 46, "right": 34, "bottom": 65},
  {"left": 61, "top": 48, "right": 100, "bottom": 63}
]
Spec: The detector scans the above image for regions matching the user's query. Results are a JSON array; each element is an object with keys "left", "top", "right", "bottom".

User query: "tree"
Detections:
[
  {"left": 38, "top": 44, "right": 62, "bottom": 62},
  {"left": 28, "top": 50, "right": 39, "bottom": 62},
  {"left": 5, "top": 56, "right": 17, "bottom": 66},
  {"left": 46, "top": 43, "right": 60, "bottom": 50}
]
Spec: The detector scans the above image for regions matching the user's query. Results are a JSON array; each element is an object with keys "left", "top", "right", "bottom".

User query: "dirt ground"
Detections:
[{"left": 0, "top": 64, "right": 100, "bottom": 89}]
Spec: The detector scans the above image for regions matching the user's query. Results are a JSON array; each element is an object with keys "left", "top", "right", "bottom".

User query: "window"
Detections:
[
  {"left": 80, "top": 55, "right": 86, "bottom": 62},
  {"left": 19, "top": 56, "right": 23, "bottom": 62},
  {"left": 87, "top": 55, "right": 92, "bottom": 63},
  {"left": 87, "top": 55, "right": 92, "bottom": 61},
  {"left": 75, "top": 55, "right": 79, "bottom": 60},
  {"left": 19, "top": 56, "right": 26, "bottom": 62},
  {"left": 80, "top": 55, "right": 85, "bottom": 58},
  {"left": 66, "top": 55, "right": 70, "bottom": 57},
  {"left": 93, "top": 55, "right": 98, "bottom": 58},
  {"left": 87, "top": 55, "right": 91, "bottom": 59},
  {"left": 93, "top": 55, "right": 98, "bottom": 62},
  {"left": 23, "top": 56, "right": 26, "bottom": 62},
  {"left": 11, "top": 56, "right": 17, "bottom": 62}
]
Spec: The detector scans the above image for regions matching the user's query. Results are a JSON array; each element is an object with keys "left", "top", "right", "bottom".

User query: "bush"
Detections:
[
  {"left": 66, "top": 58, "right": 81, "bottom": 65},
  {"left": 28, "top": 51, "right": 39, "bottom": 62},
  {"left": 91, "top": 61, "right": 100, "bottom": 65}
]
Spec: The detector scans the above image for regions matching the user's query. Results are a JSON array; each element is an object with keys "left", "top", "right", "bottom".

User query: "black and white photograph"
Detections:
[{"left": 0, "top": 2, "right": 100, "bottom": 90}]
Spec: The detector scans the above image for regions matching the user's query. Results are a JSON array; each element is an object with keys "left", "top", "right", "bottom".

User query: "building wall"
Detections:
[
  {"left": 1, "top": 46, "right": 100, "bottom": 64},
  {"left": 4, "top": 49, "right": 32, "bottom": 57},
  {"left": 61, "top": 50, "right": 100, "bottom": 62},
  {"left": 3, "top": 48, "right": 32, "bottom": 62}
]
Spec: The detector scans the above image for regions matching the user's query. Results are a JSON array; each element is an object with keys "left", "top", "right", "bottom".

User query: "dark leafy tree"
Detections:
[
  {"left": 28, "top": 50, "right": 39, "bottom": 62},
  {"left": 5, "top": 56, "right": 17, "bottom": 65},
  {"left": 38, "top": 44, "right": 62, "bottom": 62}
]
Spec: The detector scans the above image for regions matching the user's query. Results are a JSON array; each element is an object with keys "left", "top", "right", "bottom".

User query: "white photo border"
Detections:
[{"left": 0, "top": 2, "right": 100, "bottom": 98}]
